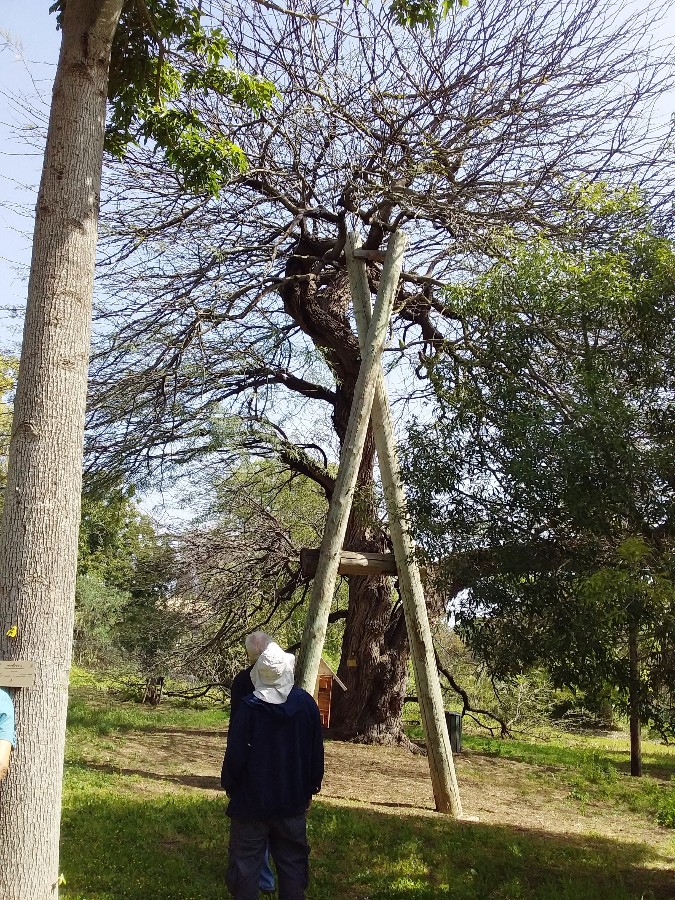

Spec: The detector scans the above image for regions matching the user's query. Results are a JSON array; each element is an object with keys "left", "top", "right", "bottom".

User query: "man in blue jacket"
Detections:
[
  {"left": 230, "top": 630, "right": 276, "bottom": 894},
  {"left": 221, "top": 642, "right": 324, "bottom": 900},
  {"left": 0, "top": 687, "right": 16, "bottom": 783}
]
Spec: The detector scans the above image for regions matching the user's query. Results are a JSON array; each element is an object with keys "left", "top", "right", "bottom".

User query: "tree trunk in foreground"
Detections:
[
  {"left": 0, "top": 3, "right": 122, "bottom": 897},
  {"left": 628, "top": 622, "right": 642, "bottom": 777}
]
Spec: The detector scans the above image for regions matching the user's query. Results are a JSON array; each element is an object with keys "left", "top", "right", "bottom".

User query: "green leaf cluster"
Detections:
[
  {"left": 389, "top": 0, "right": 468, "bottom": 31},
  {"left": 403, "top": 199, "right": 675, "bottom": 733},
  {"left": 51, "top": 0, "right": 277, "bottom": 197},
  {"left": 106, "top": 1, "right": 277, "bottom": 195}
]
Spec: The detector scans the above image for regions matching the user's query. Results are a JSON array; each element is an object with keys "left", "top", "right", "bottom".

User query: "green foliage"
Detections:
[
  {"left": 50, "top": 0, "right": 277, "bottom": 197},
  {"left": 106, "top": 2, "right": 277, "bottom": 195},
  {"left": 655, "top": 789, "right": 675, "bottom": 827},
  {"left": 76, "top": 487, "right": 180, "bottom": 669},
  {"left": 389, "top": 0, "right": 468, "bottom": 31},
  {"left": 404, "top": 200, "right": 675, "bottom": 736},
  {"left": 73, "top": 575, "right": 130, "bottom": 666},
  {"left": 434, "top": 627, "right": 558, "bottom": 733},
  {"left": 577, "top": 748, "right": 619, "bottom": 786}
]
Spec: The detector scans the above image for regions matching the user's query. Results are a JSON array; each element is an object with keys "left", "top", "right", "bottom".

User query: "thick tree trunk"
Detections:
[
  {"left": 0, "top": 3, "right": 122, "bottom": 898},
  {"left": 283, "top": 247, "right": 413, "bottom": 743},
  {"left": 330, "top": 559, "right": 410, "bottom": 742},
  {"left": 329, "top": 444, "right": 411, "bottom": 742},
  {"left": 628, "top": 622, "right": 642, "bottom": 777}
]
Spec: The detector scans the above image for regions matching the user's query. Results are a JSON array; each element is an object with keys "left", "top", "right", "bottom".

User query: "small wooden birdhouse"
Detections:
[{"left": 313, "top": 658, "right": 347, "bottom": 728}]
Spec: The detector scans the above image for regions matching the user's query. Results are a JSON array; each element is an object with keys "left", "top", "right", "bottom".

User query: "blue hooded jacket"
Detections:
[{"left": 221, "top": 686, "right": 324, "bottom": 819}]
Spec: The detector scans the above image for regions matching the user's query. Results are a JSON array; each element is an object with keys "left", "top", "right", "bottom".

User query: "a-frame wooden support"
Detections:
[
  {"left": 296, "top": 232, "right": 463, "bottom": 817},
  {"left": 295, "top": 232, "right": 406, "bottom": 694}
]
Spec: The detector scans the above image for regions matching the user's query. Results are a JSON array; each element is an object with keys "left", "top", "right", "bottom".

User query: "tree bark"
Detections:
[
  {"left": 330, "top": 564, "right": 410, "bottom": 742},
  {"left": 283, "top": 244, "right": 413, "bottom": 742},
  {"left": 0, "top": 3, "right": 123, "bottom": 897},
  {"left": 628, "top": 621, "right": 642, "bottom": 777}
]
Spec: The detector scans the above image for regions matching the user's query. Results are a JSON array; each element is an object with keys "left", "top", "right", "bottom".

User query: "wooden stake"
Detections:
[
  {"left": 345, "top": 231, "right": 463, "bottom": 817},
  {"left": 295, "top": 232, "right": 407, "bottom": 695}
]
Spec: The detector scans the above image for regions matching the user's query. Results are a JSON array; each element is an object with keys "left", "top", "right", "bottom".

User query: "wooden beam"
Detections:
[
  {"left": 301, "top": 540, "right": 570, "bottom": 585},
  {"left": 294, "top": 232, "right": 407, "bottom": 698},
  {"left": 352, "top": 248, "right": 386, "bottom": 262},
  {"left": 300, "top": 548, "right": 397, "bottom": 577},
  {"left": 345, "top": 231, "right": 463, "bottom": 818}
]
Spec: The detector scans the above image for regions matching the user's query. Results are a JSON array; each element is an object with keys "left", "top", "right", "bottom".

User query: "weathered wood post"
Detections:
[
  {"left": 295, "top": 232, "right": 407, "bottom": 695},
  {"left": 345, "top": 231, "right": 463, "bottom": 817}
]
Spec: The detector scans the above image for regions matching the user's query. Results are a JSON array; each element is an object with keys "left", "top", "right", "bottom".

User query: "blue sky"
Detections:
[{"left": 0, "top": 7, "right": 59, "bottom": 351}]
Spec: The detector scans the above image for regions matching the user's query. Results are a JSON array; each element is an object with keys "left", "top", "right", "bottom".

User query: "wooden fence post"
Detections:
[{"left": 345, "top": 231, "right": 463, "bottom": 817}]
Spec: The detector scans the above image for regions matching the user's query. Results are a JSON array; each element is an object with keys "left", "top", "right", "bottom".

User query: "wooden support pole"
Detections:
[
  {"left": 295, "top": 232, "right": 408, "bottom": 696},
  {"left": 300, "top": 548, "right": 397, "bottom": 577},
  {"left": 345, "top": 231, "right": 463, "bottom": 817}
]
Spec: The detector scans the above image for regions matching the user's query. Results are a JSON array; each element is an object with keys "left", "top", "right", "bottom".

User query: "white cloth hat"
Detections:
[{"left": 251, "top": 642, "right": 295, "bottom": 704}]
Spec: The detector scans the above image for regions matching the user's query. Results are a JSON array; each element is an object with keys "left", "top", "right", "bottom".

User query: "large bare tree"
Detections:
[
  {"left": 0, "top": 0, "right": 281, "bottom": 893},
  {"left": 88, "top": 0, "right": 675, "bottom": 742}
]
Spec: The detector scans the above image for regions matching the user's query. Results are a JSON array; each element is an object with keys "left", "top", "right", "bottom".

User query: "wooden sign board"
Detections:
[{"left": 0, "top": 661, "right": 36, "bottom": 688}]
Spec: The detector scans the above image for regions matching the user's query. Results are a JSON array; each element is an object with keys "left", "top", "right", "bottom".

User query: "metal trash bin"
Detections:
[{"left": 445, "top": 711, "right": 462, "bottom": 753}]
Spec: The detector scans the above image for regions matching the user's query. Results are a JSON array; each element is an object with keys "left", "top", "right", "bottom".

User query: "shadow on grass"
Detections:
[
  {"left": 67, "top": 698, "right": 228, "bottom": 738},
  {"left": 71, "top": 759, "right": 222, "bottom": 791},
  {"left": 60, "top": 768, "right": 675, "bottom": 900}
]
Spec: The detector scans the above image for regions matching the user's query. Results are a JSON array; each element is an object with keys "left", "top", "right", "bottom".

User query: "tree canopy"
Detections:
[
  {"left": 83, "top": 0, "right": 675, "bottom": 742},
  {"left": 403, "top": 204, "right": 675, "bottom": 749}
]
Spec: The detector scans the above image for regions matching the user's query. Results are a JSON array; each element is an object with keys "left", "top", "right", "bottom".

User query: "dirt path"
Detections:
[{"left": 85, "top": 727, "right": 675, "bottom": 868}]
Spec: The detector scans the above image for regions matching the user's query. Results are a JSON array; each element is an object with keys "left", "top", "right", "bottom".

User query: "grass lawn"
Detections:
[{"left": 60, "top": 682, "right": 675, "bottom": 899}]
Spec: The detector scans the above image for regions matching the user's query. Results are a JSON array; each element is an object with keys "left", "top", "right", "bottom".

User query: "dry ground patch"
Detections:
[{"left": 77, "top": 723, "right": 675, "bottom": 871}]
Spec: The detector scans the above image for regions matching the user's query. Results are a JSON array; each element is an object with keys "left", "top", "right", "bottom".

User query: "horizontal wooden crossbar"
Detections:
[
  {"left": 352, "top": 248, "right": 387, "bottom": 262},
  {"left": 300, "top": 548, "right": 397, "bottom": 577}
]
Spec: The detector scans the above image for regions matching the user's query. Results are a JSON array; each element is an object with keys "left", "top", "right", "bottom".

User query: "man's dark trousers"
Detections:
[{"left": 226, "top": 814, "right": 309, "bottom": 900}]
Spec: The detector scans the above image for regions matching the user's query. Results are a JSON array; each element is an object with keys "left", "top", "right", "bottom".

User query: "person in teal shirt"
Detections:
[{"left": 0, "top": 687, "right": 15, "bottom": 782}]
